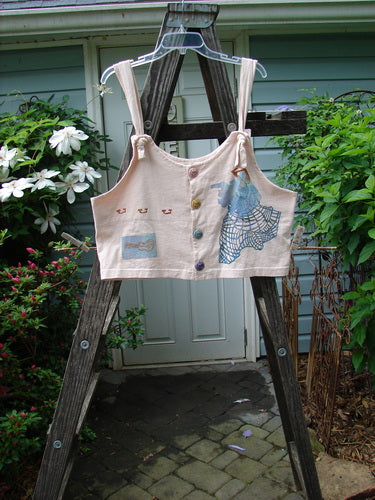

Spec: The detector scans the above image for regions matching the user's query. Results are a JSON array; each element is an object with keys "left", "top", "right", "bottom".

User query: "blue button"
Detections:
[
  {"left": 193, "top": 229, "right": 203, "bottom": 239},
  {"left": 195, "top": 261, "right": 205, "bottom": 271}
]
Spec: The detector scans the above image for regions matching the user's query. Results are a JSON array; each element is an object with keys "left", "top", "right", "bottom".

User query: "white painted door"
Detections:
[{"left": 99, "top": 46, "right": 252, "bottom": 365}]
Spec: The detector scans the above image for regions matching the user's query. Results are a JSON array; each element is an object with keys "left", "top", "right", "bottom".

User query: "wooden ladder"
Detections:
[{"left": 34, "top": 4, "right": 321, "bottom": 499}]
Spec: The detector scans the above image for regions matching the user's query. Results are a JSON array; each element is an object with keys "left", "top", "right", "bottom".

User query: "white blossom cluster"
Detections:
[{"left": 0, "top": 126, "right": 102, "bottom": 233}]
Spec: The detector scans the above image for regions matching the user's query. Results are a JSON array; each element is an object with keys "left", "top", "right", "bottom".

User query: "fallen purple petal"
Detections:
[
  {"left": 228, "top": 444, "right": 246, "bottom": 451},
  {"left": 233, "top": 398, "right": 250, "bottom": 404},
  {"left": 243, "top": 429, "right": 253, "bottom": 438}
]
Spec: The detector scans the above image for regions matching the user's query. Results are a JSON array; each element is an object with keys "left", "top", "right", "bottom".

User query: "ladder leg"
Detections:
[
  {"left": 250, "top": 276, "right": 322, "bottom": 500},
  {"left": 33, "top": 259, "right": 120, "bottom": 499}
]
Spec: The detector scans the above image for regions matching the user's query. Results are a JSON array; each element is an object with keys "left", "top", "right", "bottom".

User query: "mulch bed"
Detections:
[{"left": 298, "top": 352, "right": 375, "bottom": 476}]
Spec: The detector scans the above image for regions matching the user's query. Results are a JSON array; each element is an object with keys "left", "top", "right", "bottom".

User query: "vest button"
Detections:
[
  {"left": 193, "top": 229, "right": 203, "bottom": 239},
  {"left": 195, "top": 261, "right": 205, "bottom": 271},
  {"left": 188, "top": 167, "right": 199, "bottom": 179},
  {"left": 191, "top": 199, "right": 201, "bottom": 209}
]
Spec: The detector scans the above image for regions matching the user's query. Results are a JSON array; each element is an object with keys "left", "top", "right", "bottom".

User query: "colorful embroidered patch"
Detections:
[
  {"left": 122, "top": 233, "right": 157, "bottom": 260},
  {"left": 211, "top": 168, "right": 280, "bottom": 264}
]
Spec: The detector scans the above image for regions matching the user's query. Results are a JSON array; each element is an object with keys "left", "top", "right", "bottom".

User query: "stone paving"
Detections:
[{"left": 64, "top": 361, "right": 306, "bottom": 499}]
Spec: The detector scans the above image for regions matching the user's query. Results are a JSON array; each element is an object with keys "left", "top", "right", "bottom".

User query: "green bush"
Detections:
[
  {"left": 273, "top": 93, "right": 375, "bottom": 376},
  {"left": 0, "top": 242, "right": 87, "bottom": 486},
  {"left": 0, "top": 96, "right": 110, "bottom": 261}
]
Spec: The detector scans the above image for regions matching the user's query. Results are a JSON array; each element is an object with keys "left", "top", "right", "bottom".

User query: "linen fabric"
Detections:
[{"left": 91, "top": 58, "right": 297, "bottom": 280}]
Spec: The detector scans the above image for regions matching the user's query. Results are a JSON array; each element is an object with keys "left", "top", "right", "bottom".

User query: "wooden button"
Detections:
[{"left": 191, "top": 199, "right": 201, "bottom": 209}]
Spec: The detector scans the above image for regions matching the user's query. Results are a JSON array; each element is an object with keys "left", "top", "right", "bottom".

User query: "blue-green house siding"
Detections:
[
  {"left": 251, "top": 33, "right": 375, "bottom": 354},
  {"left": 0, "top": 45, "right": 86, "bottom": 113}
]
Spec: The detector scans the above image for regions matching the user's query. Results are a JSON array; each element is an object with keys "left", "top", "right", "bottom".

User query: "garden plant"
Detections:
[
  {"left": 0, "top": 97, "right": 146, "bottom": 497},
  {"left": 0, "top": 96, "right": 109, "bottom": 262},
  {"left": 273, "top": 93, "right": 375, "bottom": 378}
]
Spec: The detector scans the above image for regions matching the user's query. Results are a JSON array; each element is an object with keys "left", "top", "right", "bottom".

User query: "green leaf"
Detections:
[
  {"left": 343, "top": 189, "right": 372, "bottom": 203},
  {"left": 352, "top": 350, "right": 365, "bottom": 372},
  {"left": 342, "top": 291, "right": 360, "bottom": 300},
  {"left": 365, "top": 174, "right": 375, "bottom": 191},
  {"left": 368, "top": 228, "right": 375, "bottom": 239},
  {"left": 353, "top": 324, "right": 367, "bottom": 346},
  {"left": 358, "top": 241, "right": 375, "bottom": 265},
  {"left": 347, "top": 233, "right": 360, "bottom": 254},
  {"left": 320, "top": 204, "right": 338, "bottom": 222}
]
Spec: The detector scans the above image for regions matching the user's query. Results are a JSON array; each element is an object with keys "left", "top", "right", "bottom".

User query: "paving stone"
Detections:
[
  {"left": 177, "top": 461, "right": 231, "bottom": 494},
  {"left": 240, "top": 436, "right": 274, "bottom": 460},
  {"left": 266, "top": 429, "right": 287, "bottom": 448},
  {"left": 215, "top": 478, "right": 246, "bottom": 499},
  {"left": 137, "top": 443, "right": 166, "bottom": 460},
  {"left": 165, "top": 447, "right": 191, "bottom": 465},
  {"left": 107, "top": 484, "right": 153, "bottom": 500},
  {"left": 138, "top": 455, "right": 178, "bottom": 480},
  {"left": 283, "top": 492, "right": 306, "bottom": 499},
  {"left": 265, "top": 462, "right": 295, "bottom": 489},
  {"left": 235, "top": 477, "right": 289, "bottom": 500},
  {"left": 148, "top": 475, "right": 194, "bottom": 499},
  {"left": 236, "top": 410, "right": 272, "bottom": 427},
  {"left": 208, "top": 418, "right": 242, "bottom": 435},
  {"left": 240, "top": 424, "right": 269, "bottom": 439},
  {"left": 260, "top": 447, "right": 288, "bottom": 466},
  {"left": 183, "top": 490, "right": 213, "bottom": 500},
  {"left": 204, "top": 427, "right": 224, "bottom": 441},
  {"left": 262, "top": 415, "right": 282, "bottom": 433},
  {"left": 225, "top": 456, "right": 267, "bottom": 482},
  {"left": 132, "top": 471, "right": 154, "bottom": 489},
  {"left": 186, "top": 438, "right": 223, "bottom": 463},
  {"left": 210, "top": 450, "right": 238, "bottom": 469},
  {"left": 173, "top": 432, "right": 201, "bottom": 450}
]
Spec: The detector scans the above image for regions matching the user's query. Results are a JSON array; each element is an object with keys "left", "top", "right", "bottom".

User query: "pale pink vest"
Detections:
[{"left": 91, "top": 58, "right": 296, "bottom": 280}]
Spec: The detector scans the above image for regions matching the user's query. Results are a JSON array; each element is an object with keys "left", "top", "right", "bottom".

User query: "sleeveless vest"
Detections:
[{"left": 91, "top": 58, "right": 297, "bottom": 280}]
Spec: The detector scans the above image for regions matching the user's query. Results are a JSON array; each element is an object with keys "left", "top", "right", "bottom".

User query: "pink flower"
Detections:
[
  {"left": 20, "top": 310, "right": 26, "bottom": 318},
  {"left": 11, "top": 287, "right": 17, "bottom": 292},
  {"left": 20, "top": 412, "right": 26, "bottom": 418},
  {"left": 26, "top": 247, "right": 36, "bottom": 254},
  {"left": 51, "top": 261, "right": 61, "bottom": 269},
  {"left": 1, "top": 352, "right": 8, "bottom": 359},
  {"left": 0, "top": 344, "right": 3, "bottom": 349},
  {"left": 63, "top": 256, "right": 70, "bottom": 263},
  {"left": 30, "top": 406, "right": 37, "bottom": 412},
  {"left": 0, "top": 386, "right": 9, "bottom": 396}
]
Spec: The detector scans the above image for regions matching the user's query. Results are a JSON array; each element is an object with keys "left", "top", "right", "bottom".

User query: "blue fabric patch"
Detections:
[{"left": 122, "top": 233, "right": 157, "bottom": 260}]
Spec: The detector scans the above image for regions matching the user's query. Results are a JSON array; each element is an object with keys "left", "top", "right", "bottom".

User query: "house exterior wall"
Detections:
[
  {"left": 249, "top": 33, "right": 375, "bottom": 353},
  {"left": 0, "top": 1, "right": 374, "bottom": 358}
]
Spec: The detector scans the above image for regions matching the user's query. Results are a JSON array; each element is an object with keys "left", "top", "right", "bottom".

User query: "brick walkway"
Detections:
[{"left": 64, "top": 361, "right": 306, "bottom": 499}]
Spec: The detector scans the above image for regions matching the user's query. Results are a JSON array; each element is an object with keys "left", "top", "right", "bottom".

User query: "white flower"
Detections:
[
  {"left": 0, "top": 145, "right": 18, "bottom": 169},
  {"left": 30, "top": 169, "right": 60, "bottom": 191},
  {"left": 69, "top": 161, "right": 101, "bottom": 183},
  {"left": 34, "top": 205, "right": 61, "bottom": 234},
  {"left": 55, "top": 173, "right": 89, "bottom": 204},
  {"left": 48, "top": 126, "right": 88, "bottom": 156},
  {"left": 0, "top": 177, "right": 34, "bottom": 202}
]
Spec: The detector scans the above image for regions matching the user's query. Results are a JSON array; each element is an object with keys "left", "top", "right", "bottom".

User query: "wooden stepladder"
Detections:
[{"left": 34, "top": 4, "right": 322, "bottom": 499}]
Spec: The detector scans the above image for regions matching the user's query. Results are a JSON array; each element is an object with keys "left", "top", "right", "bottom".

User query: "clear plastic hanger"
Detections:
[{"left": 100, "top": 28, "right": 267, "bottom": 85}]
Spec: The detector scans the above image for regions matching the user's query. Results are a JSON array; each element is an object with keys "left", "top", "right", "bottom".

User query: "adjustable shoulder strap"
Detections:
[
  {"left": 238, "top": 58, "right": 258, "bottom": 132},
  {"left": 114, "top": 60, "right": 144, "bottom": 136}
]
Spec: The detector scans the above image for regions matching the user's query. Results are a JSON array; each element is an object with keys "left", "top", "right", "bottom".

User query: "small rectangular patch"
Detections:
[{"left": 122, "top": 233, "right": 157, "bottom": 260}]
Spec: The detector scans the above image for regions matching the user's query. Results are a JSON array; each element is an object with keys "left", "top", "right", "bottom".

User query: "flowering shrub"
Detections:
[
  {"left": 273, "top": 94, "right": 375, "bottom": 377},
  {"left": 0, "top": 241, "right": 87, "bottom": 486},
  {"left": 0, "top": 96, "right": 110, "bottom": 260}
]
